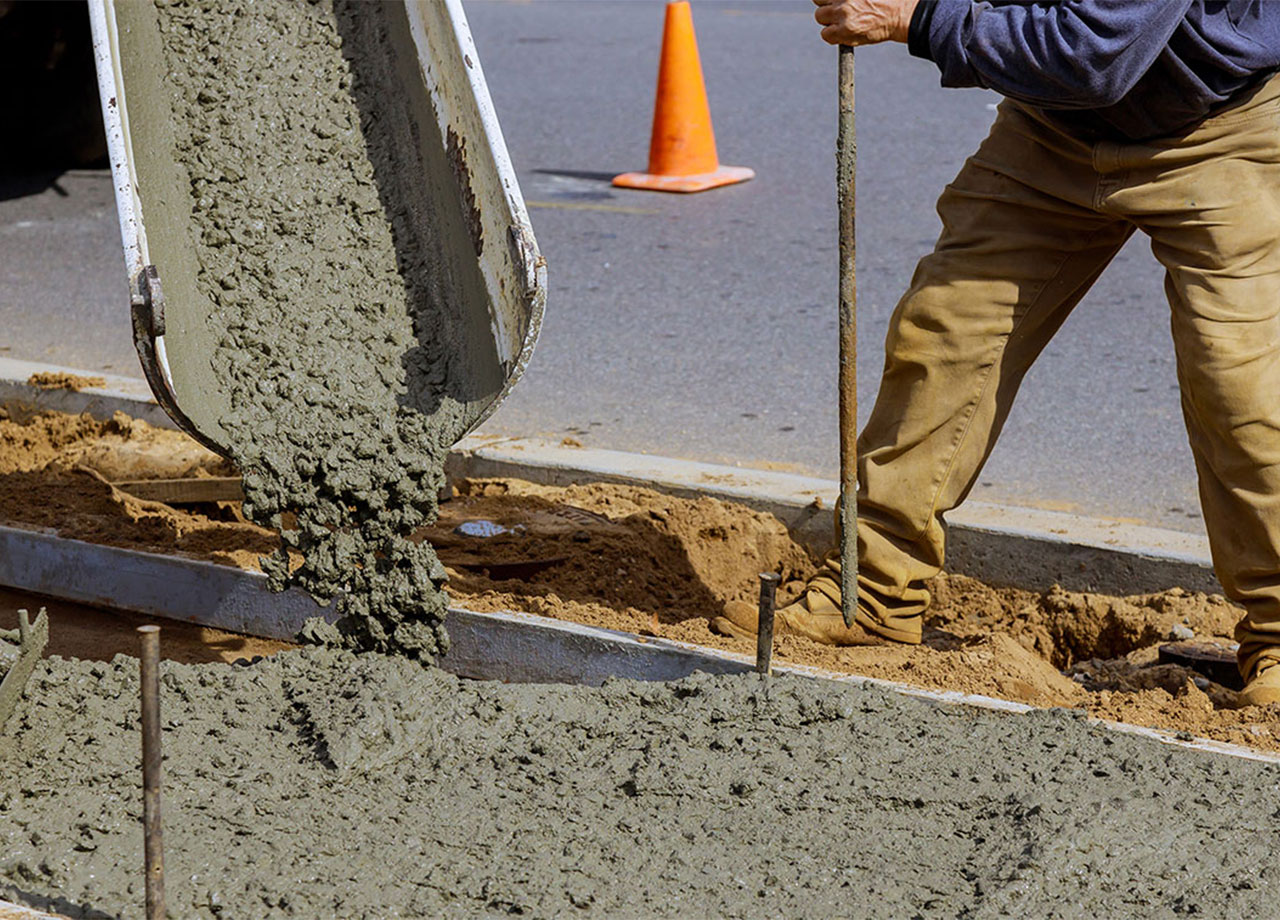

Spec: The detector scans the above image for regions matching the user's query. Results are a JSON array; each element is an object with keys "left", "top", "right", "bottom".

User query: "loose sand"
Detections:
[
  {"left": 0, "top": 409, "right": 274, "bottom": 570},
  {"left": 25, "top": 373, "right": 106, "bottom": 393},
  {"left": 3, "top": 648, "right": 1279, "bottom": 919}
]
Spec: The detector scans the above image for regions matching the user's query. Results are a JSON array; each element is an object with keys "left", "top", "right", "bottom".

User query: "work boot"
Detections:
[
  {"left": 709, "top": 559, "right": 911, "bottom": 647},
  {"left": 1238, "top": 657, "right": 1280, "bottom": 707}
]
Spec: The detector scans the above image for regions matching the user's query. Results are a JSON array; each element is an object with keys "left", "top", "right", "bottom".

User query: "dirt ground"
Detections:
[
  {"left": 25, "top": 372, "right": 106, "bottom": 392},
  {"left": 2, "top": 408, "right": 1276, "bottom": 751},
  {"left": 0, "top": 588, "right": 290, "bottom": 666},
  {"left": 0, "top": 406, "right": 276, "bottom": 569}
]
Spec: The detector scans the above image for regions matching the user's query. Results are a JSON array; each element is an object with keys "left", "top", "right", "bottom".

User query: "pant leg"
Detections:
[
  {"left": 854, "top": 104, "right": 1132, "bottom": 643},
  {"left": 1107, "top": 74, "right": 1280, "bottom": 677}
]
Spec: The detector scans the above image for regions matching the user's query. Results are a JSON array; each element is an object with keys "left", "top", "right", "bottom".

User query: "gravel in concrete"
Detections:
[
  {"left": 1, "top": 648, "right": 1277, "bottom": 919},
  {"left": 151, "top": 0, "right": 489, "bottom": 658}
]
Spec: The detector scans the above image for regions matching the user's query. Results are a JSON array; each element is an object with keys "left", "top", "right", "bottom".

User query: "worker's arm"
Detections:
[{"left": 816, "top": 0, "right": 1195, "bottom": 110}]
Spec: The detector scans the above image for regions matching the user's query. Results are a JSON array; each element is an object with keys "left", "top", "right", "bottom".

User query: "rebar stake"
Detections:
[
  {"left": 138, "top": 625, "right": 165, "bottom": 920},
  {"left": 756, "top": 572, "right": 781, "bottom": 675}
]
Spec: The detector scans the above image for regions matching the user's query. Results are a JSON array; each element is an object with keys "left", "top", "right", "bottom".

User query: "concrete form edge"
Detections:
[
  {"left": 0, "top": 900, "right": 65, "bottom": 920},
  {"left": 0, "top": 524, "right": 1273, "bottom": 767}
]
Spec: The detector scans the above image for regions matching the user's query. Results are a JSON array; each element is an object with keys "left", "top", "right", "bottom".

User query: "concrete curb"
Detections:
[
  {"left": 0, "top": 357, "right": 172, "bottom": 429},
  {"left": 2, "top": 360, "right": 1220, "bottom": 597}
]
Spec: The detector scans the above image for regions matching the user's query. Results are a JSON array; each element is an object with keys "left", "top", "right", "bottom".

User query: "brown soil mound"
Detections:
[
  {"left": 25, "top": 371, "right": 106, "bottom": 392},
  {"left": 926, "top": 574, "right": 1240, "bottom": 668},
  {"left": 1, "top": 406, "right": 232, "bottom": 477},
  {"left": 0, "top": 409, "right": 275, "bottom": 568},
  {"left": 429, "top": 478, "right": 813, "bottom": 623},
  {"left": 432, "top": 480, "right": 1280, "bottom": 751},
  {"left": 3, "top": 409, "right": 1279, "bottom": 753}
]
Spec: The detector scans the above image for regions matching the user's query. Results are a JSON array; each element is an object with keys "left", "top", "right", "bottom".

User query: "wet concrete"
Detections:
[
  {"left": 2, "top": 648, "right": 1278, "bottom": 918},
  {"left": 153, "top": 0, "right": 481, "bottom": 658}
]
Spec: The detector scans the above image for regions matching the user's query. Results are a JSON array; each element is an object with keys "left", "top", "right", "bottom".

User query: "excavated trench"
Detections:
[{"left": 0, "top": 409, "right": 1263, "bottom": 742}]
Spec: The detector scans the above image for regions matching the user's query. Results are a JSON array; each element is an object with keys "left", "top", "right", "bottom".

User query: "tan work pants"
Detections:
[{"left": 853, "top": 73, "right": 1280, "bottom": 676}]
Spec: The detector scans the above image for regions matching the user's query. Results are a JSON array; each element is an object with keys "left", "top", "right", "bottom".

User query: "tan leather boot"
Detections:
[
  {"left": 709, "top": 561, "right": 914, "bottom": 647},
  {"left": 1238, "top": 658, "right": 1280, "bottom": 707}
]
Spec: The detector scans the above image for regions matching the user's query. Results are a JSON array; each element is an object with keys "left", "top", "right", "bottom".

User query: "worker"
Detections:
[{"left": 712, "top": 0, "right": 1280, "bottom": 706}]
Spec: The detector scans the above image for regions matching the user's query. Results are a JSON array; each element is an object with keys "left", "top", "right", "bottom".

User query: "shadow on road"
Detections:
[
  {"left": 530, "top": 168, "right": 620, "bottom": 201},
  {"left": 533, "top": 168, "right": 619, "bottom": 184},
  {"left": 0, "top": 170, "right": 73, "bottom": 203},
  {"left": 0, "top": 0, "right": 107, "bottom": 200}
]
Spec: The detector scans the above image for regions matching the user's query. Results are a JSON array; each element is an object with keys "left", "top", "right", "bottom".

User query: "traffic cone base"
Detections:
[
  {"left": 613, "top": 164, "right": 754, "bottom": 194},
  {"left": 613, "top": 0, "right": 752, "bottom": 194}
]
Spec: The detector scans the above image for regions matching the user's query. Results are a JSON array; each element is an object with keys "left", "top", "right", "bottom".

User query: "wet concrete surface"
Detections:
[{"left": 2, "top": 648, "right": 1278, "bottom": 919}]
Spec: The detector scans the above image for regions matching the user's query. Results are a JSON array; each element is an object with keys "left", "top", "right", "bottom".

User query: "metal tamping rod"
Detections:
[
  {"left": 137, "top": 625, "right": 165, "bottom": 920},
  {"left": 756, "top": 572, "right": 781, "bottom": 675},
  {"left": 837, "top": 43, "right": 859, "bottom": 628}
]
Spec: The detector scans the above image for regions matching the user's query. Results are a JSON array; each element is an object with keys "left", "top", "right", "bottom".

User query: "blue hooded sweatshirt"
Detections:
[{"left": 909, "top": 1, "right": 1280, "bottom": 139}]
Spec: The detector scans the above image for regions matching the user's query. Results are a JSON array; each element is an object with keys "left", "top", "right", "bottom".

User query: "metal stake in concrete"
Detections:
[
  {"left": 756, "top": 572, "right": 781, "bottom": 675},
  {"left": 837, "top": 43, "right": 858, "bottom": 628},
  {"left": 137, "top": 625, "right": 165, "bottom": 920}
]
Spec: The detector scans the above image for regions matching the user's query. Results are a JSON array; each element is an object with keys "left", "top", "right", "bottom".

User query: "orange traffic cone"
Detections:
[{"left": 613, "top": 1, "right": 754, "bottom": 194}]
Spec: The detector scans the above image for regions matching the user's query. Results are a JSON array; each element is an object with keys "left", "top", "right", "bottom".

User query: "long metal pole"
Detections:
[
  {"left": 138, "top": 625, "right": 166, "bottom": 920},
  {"left": 837, "top": 45, "right": 858, "bottom": 628}
]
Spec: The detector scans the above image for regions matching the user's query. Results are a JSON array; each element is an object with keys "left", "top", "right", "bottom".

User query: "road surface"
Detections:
[{"left": 0, "top": 0, "right": 1200, "bottom": 533}]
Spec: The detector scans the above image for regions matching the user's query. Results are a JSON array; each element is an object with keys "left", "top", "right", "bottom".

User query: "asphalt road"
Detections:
[{"left": 0, "top": 0, "right": 1201, "bottom": 534}]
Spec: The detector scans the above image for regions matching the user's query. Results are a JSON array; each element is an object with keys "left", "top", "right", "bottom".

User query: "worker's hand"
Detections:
[{"left": 813, "top": 0, "right": 918, "bottom": 46}]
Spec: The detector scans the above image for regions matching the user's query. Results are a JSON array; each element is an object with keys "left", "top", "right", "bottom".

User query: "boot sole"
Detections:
[
  {"left": 1237, "top": 687, "right": 1280, "bottom": 708},
  {"left": 709, "top": 616, "right": 755, "bottom": 641}
]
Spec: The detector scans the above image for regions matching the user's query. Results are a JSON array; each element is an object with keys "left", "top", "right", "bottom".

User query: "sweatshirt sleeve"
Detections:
[{"left": 908, "top": 0, "right": 1196, "bottom": 109}]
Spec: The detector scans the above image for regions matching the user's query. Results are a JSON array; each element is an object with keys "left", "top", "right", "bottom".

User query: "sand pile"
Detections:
[
  {"left": 0, "top": 409, "right": 274, "bottom": 568},
  {"left": 925, "top": 574, "right": 1240, "bottom": 669},
  {"left": 4, "top": 648, "right": 1280, "bottom": 919},
  {"left": 429, "top": 478, "right": 814, "bottom": 626},
  {"left": 0, "top": 406, "right": 229, "bottom": 478},
  {"left": 25, "top": 372, "right": 106, "bottom": 392}
]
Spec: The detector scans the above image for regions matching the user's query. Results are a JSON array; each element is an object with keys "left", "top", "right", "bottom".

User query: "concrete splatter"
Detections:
[{"left": 154, "top": 0, "right": 477, "bottom": 658}]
